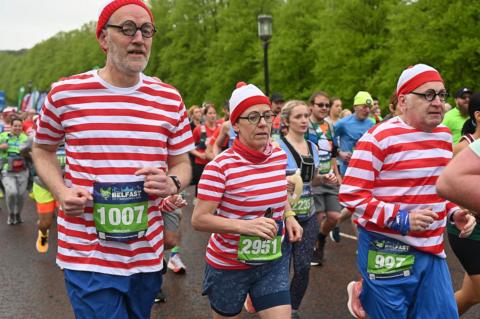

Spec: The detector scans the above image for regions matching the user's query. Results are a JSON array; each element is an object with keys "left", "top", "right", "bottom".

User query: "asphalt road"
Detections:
[{"left": 1, "top": 186, "right": 480, "bottom": 319}]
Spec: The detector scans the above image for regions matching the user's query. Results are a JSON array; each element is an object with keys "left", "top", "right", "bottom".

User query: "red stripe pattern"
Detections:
[
  {"left": 339, "top": 117, "right": 457, "bottom": 257},
  {"left": 34, "top": 70, "right": 194, "bottom": 275},
  {"left": 197, "top": 146, "right": 288, "bottom": 269}
]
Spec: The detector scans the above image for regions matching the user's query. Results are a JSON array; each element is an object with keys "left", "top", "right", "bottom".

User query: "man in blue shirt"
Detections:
[{"left": 334, "top": 91, "right": 375, "bottom": 175}]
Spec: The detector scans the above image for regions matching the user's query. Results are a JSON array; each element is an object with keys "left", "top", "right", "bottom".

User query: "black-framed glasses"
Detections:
[
  {"left": 237, "top": 111, "right": 275, "bottom": 124},
  {"left": 314, "top": 102, "right": 330, "bottom": 108},
  {"left": 105, "top": 20, "right": 156, "bottom": 38},
  {"left": 410, "top": 90, "right": 449, "bottom": 102}
]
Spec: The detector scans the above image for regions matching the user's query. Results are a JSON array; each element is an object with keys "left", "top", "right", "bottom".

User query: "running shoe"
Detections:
[
  {"left": 244, "top": 294, "right": 256, "bottom": 314},
  {"left": 310, "top": 237, "right": 326, "bottom": 266},
  {"left": 347, "top": 281, "right": 366, "bottom": 319},
  {"left": 7, "top": 214, "right": 13, "bottom": 225},
  {"left": 167, "top": 254, "right": 186, "bottom": 274},
  {"left": 36, "top": 230, "right": 49, "bottom": 253},
  {"left": 310, "top": 248, "right": 323, "bottom": 266},
  {"left": 13, "top": 215, "right": 23, "bottom": 225},
  {"left": 154, "top": 289, "right": 167, "bottom": 303},
  {"left": 329, "top": 226, "right": 341, "bottom": 243}
]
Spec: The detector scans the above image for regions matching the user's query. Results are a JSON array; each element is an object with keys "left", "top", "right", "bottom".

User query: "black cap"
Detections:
[
  {"left": 455, "top": 87, "right": 473, "bottom": 98},
  {"left": 271, "top": 92, "right": 284, "bottom": 103}
]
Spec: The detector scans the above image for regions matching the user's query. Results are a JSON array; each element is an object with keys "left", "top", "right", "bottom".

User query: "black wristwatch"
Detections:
[{"left": 169, "top": 175, "right": 181, "bottom": 194}]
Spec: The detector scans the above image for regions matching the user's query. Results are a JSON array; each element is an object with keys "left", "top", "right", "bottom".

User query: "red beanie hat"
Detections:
[
  {"left": 96, "top": 0, "right": 154, "bottom": 39},
  {"left": 229, "top": 82, "right": 271, "bottom": 124},
  {"left": 396, "top": 64, "right": 443, "bottom": 97}
]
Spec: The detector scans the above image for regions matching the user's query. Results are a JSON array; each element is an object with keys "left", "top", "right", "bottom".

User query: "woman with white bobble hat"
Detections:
[{"left": 192, "top": 82, "right": 303, "bottom": 318}]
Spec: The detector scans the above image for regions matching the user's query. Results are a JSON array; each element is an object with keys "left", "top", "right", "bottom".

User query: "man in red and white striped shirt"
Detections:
[
  {"left": 340, "top": 64, "right": 476, "bottom": 319},
  {"left": 32, "top": 1, "right": 193, "bottom": 318}
]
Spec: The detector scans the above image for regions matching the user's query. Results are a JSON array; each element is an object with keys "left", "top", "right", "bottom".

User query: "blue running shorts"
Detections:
[
  {"left": 64, "top": 269, "right": 162, "bottom": 319},
  {"left": 356, "top": 228, "right": 458, "bottom": 319}
]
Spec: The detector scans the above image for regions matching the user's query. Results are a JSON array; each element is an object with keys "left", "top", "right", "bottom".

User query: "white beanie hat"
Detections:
[
  {"left": 229, "top": 82, "right": 271, "bottom": 124},
  {"left": 396, "top": 64, "right": 443, "bottom": 96}
]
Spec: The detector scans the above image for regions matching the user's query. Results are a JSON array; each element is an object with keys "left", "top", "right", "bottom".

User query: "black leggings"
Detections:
[
  {"left": 290, "top": 214, "right": 319, "bottom": 310},
  {"left": 191, "top": 163, "right": 205, "bottom": 197}
]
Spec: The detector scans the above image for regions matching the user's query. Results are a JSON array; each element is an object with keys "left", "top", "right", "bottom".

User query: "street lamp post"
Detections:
[{"left": 258, "top": 14, "right": 272, "bottom": 97}]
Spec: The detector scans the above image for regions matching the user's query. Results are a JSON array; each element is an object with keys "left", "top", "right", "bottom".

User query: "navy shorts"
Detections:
[
  {"left": 202, "top": 242, "right": 291, "bottom": 317},
  {"left": 64, "top": 269, "right": 162, "bottom": 319},
  {"left": 448, "top": 232, "right": 480, "bottom": 275}
]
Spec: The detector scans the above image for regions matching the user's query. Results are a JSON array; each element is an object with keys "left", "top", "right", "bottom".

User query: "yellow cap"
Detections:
[{"left": 353, "top": 91, "right": 373, "bottom": 106}]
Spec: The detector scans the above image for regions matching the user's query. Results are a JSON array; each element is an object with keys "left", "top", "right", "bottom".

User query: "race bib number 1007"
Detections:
[{"left": 93, "top": 181, "right": 149, "bottom": 242}]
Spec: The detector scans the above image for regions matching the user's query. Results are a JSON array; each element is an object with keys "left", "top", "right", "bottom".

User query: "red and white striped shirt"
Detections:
[
  {"left": 197, "top": 146, "right": 288, "bottom": 269},
  {"left": 339, "top": 117, "right": 458, "bottom": 257},
  {"left": 34, "top": 70, "right": 194, "bottom": 275}
]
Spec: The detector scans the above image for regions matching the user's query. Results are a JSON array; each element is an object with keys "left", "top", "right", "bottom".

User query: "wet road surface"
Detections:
[{"left": 2, "top": 186, "right": 480, "bottom": 318}]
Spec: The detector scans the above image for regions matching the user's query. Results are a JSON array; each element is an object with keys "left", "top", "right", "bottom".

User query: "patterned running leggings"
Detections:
[{"left": 290, "top": 214, "right": 319, "bottom": 310}]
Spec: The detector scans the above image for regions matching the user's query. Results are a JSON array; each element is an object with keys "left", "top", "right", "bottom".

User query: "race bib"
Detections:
[
  {"left": 93, "top": 181, "right": 149, "bottom": 242},
  {"left": 318, "top": 159, "right": 331, "bottom": 174},
  {"left": 237, "top": 221, "right": 283, "bottom": 264},
  {"left": 291, "top": 196, "right": 312, "bottom": 217},
  {"left": 367, "top": 239, "right": 415, "bottom": 278}
]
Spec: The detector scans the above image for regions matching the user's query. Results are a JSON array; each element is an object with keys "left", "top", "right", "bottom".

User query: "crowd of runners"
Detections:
[{"left": 3, "top": 0, "right": 480, "bottom": 318}]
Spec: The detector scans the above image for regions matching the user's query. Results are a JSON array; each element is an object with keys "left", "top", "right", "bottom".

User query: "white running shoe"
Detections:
[
  {"left": 347, "top": 281, "right": 366, "bottom": 319},
  {"left": 167, "top": 254, "right": 186, "bottom": 274},
  {"left": 244, "top": 294, "right": 256, "bottom": 314}
]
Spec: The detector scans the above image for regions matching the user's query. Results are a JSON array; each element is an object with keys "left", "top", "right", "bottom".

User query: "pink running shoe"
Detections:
[
  {"left": 244, "top": 294, "right": 256, "bottom": 314},
  {"left": 347, "top": 281, "right": 366, "bottom": 319}
]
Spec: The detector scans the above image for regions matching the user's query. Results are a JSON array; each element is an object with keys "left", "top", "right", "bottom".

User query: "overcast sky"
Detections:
[{"left": 0, "top": 0, "right": 101, "bottom": 51}]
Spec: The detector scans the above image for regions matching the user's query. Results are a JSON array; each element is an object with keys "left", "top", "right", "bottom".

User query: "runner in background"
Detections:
[
  {"left": 270, "top": 92, "right": 285, "bottom": 142},
  {"left": 192, "top": 82, "right": 302, "bottom": 319},
  {"left": 33, "top": 144, "right": 66, "bottom": 253},
  {"left": 190, "top": 104, "right": 219, "bottom": 196},
  {"left": 189, "top": 105, "right": 203, "bottom": 131},
  {"left": 304, "top": 91, "right": 342, "bottom": 267},
  {"left": 278, "top": 100, "right": 337, "bottom": 318},
  {"left": 334, "top": 91, "right": 374, "bottom": 176},
  {"left": 438, "top": 92, "right": 480, "bottom": 317},
  {"left": 0, "top": 117, "right": 30, "bottom": 225},
  {"left": 325, "top": 97, "right": 342, "bottom": 126}
]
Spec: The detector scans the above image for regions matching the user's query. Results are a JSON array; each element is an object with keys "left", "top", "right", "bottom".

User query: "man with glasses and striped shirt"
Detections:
[
  {"left": 32, "top": 1, "right": 193, "bottom": 318},
  {"left": 341, "top": 64, "right": 476, "bottom": 319}
]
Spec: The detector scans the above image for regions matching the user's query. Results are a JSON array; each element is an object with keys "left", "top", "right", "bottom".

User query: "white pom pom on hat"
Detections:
[
  {"left": 229, "top": 82, "right": 271, "bottom": 124},
  {"left": 396, "top": 64, "right": 444, "bottom": 96}
]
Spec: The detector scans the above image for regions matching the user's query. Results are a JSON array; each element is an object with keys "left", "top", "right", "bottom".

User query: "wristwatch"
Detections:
[{"left": 169, "top": 175, "right": 181, "bottom": 194}]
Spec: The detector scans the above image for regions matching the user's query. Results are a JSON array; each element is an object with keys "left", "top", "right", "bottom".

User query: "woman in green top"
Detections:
[{"left": 0, "top": 117, "right": 30, "bottom": 225}]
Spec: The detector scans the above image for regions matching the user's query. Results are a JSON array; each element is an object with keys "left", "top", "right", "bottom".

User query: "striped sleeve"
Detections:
[
  {"left": 35, "top": 87, "right": 66, "bottom": 145},
  {"left": 339, "top": 131, "right": 400, "bottom": 228},
  {"left": 197, "top": 158, "right": 226, "bottom": 202}
]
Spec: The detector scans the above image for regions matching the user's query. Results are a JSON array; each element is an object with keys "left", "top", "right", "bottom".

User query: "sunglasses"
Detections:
[{"left": 314, "top": 102, "right": 330, "bottom": 108}]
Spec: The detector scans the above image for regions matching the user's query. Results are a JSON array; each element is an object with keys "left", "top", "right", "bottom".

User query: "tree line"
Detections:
[{"left": 1, "top": 0, "right": 479, "bottom": 112}]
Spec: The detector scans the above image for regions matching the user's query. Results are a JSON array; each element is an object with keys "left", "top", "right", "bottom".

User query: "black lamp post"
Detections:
[{"left": 258, "top": 14, "right": 272, "bottom": 97}]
